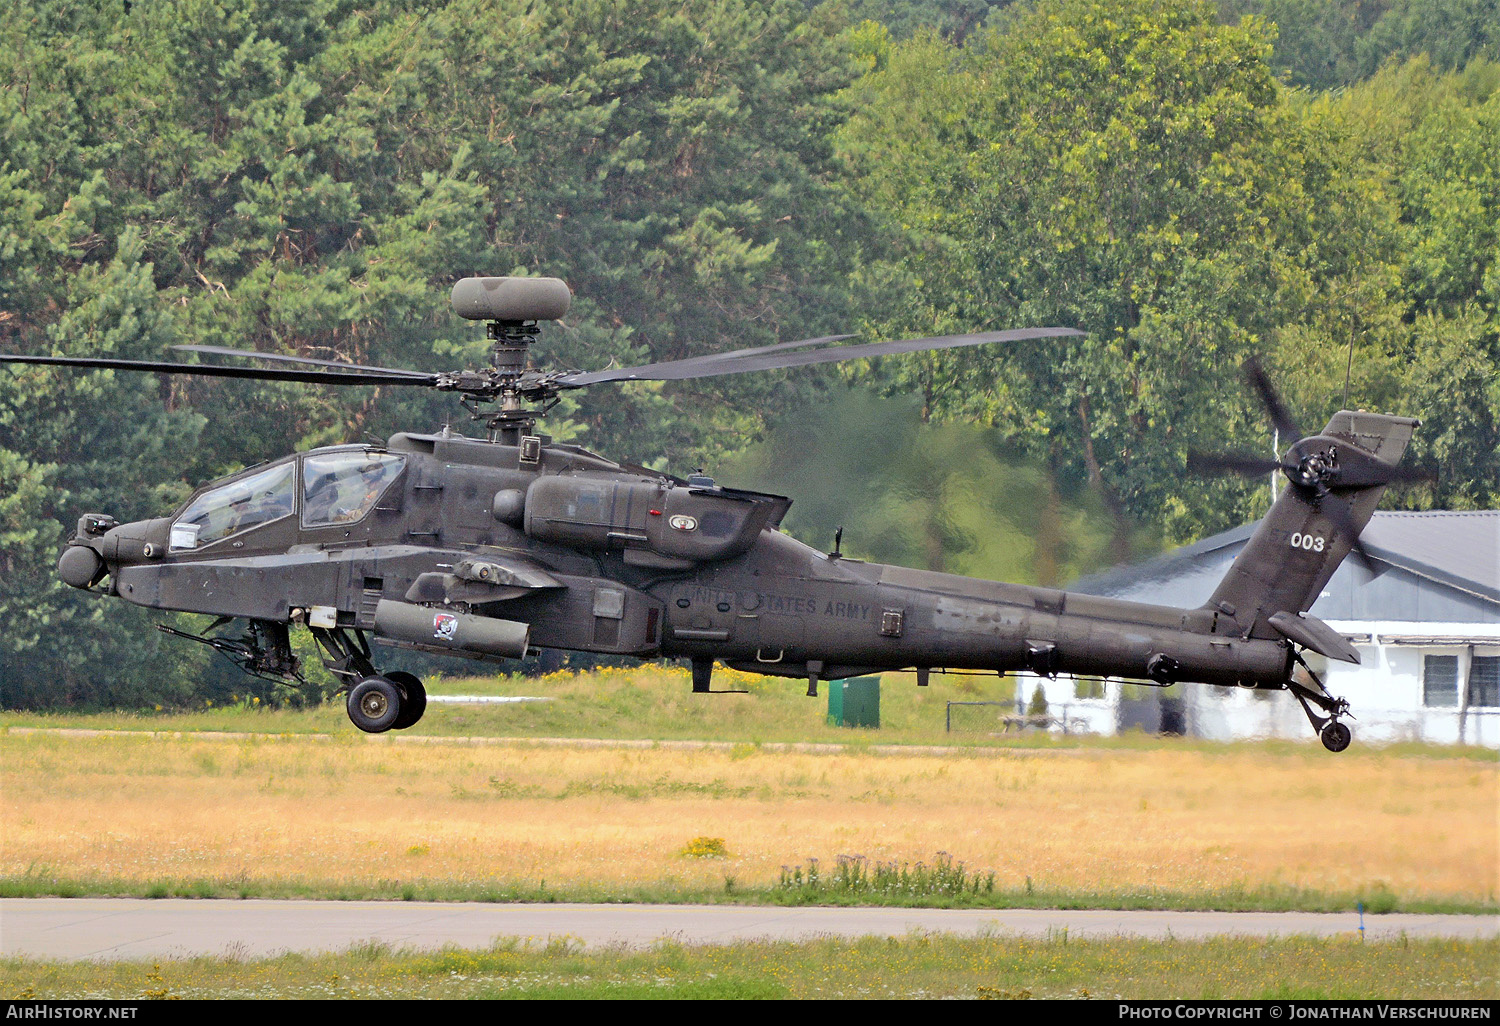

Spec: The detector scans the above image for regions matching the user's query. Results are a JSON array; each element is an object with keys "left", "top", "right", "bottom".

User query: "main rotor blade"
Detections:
[
  {"left": 558, "top": 327, "right": 1085, "bottom": 386},
  {"left": 1243, "top": 357, "right": 1302, "bottom": 441},
  {"left": 174, "top": 345, "right": 434, "bottom": 379},
  {"left": 651, "top": 333, "right": 859, "bottom": 369},
  {"left": 554, "top": 334, "right": 855, "bottom": 385},
  {"left": 0, "top": 354, "right": 438, "bottom": 388}
]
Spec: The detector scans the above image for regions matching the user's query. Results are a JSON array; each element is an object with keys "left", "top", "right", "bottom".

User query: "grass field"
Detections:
[
  {"left": 0, "top": 664, "right": 1044, "bottom": 744},
  {"left": 5, "top": 662, "right": 1495, "bottom": 751},
  {"left": 6, "top": 935, "right": 1498, "bottom": 1000},
  {"left": 3, "top": 665, "right": 1495, "bottom": 999},
  {"left": 2, "top": 664, "right": 1494, "bottom": 912}
]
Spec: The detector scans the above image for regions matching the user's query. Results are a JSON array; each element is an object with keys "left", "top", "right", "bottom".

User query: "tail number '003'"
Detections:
[{"left": 1290, "top": 532, "right": 1326, "bottom": 552}]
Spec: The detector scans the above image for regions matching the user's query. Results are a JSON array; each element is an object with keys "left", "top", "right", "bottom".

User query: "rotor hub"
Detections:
[
  {"left": 487, "top": 319, "right": 540, "bottom": 378},
  {"left": 1288, "top": 443, "right": 1339, "bottom": 489}
]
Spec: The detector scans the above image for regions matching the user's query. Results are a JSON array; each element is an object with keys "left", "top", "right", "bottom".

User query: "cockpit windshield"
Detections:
[
  {"left": 170, "top": 462, "right": 296, "bottom": 550},
  {"left": 302, "top": 453, "right": 404, "bottom": 527}
]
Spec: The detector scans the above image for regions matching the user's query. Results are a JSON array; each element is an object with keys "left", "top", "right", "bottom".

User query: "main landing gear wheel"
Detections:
[
  {"left": 347, "top": 676, "right": 402, "bottom": 733},
  {"left": 387, "top": 671, "right": 427, "bottom": 730},
  {"left": 1287, "top": 651, "right": 1355, "bottom": 753},
  {"left": 1319, "top": 719, "right": 1352, "bottom": 753}
]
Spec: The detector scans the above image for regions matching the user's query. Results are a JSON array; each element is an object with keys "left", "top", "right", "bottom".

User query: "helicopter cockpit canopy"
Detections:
[
  {"left": 167, "top": 451, "right": 407, "bottom": 551},
  {"left": 302, "top": 452, "right": 404, "bottom": 527},
  {"left": 170, "top": 461, "right": 296, "bottom": 550}
]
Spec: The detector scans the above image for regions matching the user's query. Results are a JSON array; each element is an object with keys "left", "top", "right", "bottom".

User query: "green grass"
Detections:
[
  {"left": 3, "top": 664, "right": 1494, "bottom": 759},
  {"left": 2, "top": 869, "right": 1489, "bottom": 915},
  {"left": 4, "top": 668, "right": 1494, "bottom": 916},
  {"left": 14, "top": 663, "right": 978, "bottom": 744},
  {"left": 4, "top": 935, "right": 1496, "bottom": 1000},
  {"left": 4, "top": 669, "right": 1495, "bottom": 1000}
]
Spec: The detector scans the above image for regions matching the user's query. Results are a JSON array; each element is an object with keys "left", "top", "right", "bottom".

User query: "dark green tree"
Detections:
[
  {"left": 1215, "top": 0, "right": 1497, "bottom": 90},
  {"left": 1214, "top": 0, "right": 1389, "bottom": 89},
  {"left": 1329, "top": 57, "right": 1500, "bottom": 507},
  {"left": 1355, "top": 0, "right": 1499, "bottom": 79},
  {"left": 821, "top": 0, "right": 1018, "bottom": 44},
  {"left": 835, "top": 0, "right": 1398, "bottom": 544},
  {"left": 0, "top": 223, "right": 212, "bottom": 708},
  {"left": 0, "top": 0, "right": 871, "bottom": 706}
]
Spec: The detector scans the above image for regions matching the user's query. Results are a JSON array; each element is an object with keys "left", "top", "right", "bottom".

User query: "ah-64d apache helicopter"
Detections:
[{"left": 2, "top": 276, "right": 1427, "bottom": 750}]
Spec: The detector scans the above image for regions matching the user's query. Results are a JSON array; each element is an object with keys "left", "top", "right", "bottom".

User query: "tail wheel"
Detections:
[
  {"left": 387, "top": 671, "right": 427, "bottom": 730},
  {"left": 347, "top": 676, "right": 402, "bottom": 733},
  {"left": 1320, "top": 719, "right": 1352, "bottom": 753}
]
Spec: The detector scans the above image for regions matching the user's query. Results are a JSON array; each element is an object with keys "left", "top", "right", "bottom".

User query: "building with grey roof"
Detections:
[{"left": 1027, "top": 511, "right": 1499, "bottom": 748}]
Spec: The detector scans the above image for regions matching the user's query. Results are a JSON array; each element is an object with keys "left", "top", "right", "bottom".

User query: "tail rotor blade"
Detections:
[
  {"left": 1243, "top": 357, "right": 1302, "bottom": 441},
  {"left": 1332, "top": 450, "right": 1438, "bottom": 489},
  {"left": 1187, "top": 452, "right": 1287, "bottom": 478}
]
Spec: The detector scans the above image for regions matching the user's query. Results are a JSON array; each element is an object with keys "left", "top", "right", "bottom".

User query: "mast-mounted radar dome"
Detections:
[{"left": 450, "top": 276, "right": 571, "bottom": 322}]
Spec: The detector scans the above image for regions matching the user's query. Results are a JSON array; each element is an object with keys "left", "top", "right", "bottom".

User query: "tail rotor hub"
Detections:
[{"left": 1289, "top": 445, "right": 1338, "bottom": 489}]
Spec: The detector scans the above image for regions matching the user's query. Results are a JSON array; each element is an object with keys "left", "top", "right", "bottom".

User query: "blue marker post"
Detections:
[{"left": 1358, "top": 900, "right": 1365, "bottom": 941}]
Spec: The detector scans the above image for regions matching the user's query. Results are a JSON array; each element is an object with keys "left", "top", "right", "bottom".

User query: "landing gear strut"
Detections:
[
  {"left": 1286, "top": 651, "right": 1354, "bottom": 752},
  {"left": 688, "top": 657, "right": 747, "bottom": 694},
  {"left": 310, "top": 625, "right": 427, "bottom": 734}
]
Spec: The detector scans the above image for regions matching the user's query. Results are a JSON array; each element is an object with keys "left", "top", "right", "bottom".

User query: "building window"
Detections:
[
  {"left": 1423, "top": 655, "right": 1459, "bottom": 707},
  {"left": 1073, "top": 676, "right": 1106, "bottom": 700},
  {"left": 1469, "top": 655, "right": 1499, "bottom": 708}
]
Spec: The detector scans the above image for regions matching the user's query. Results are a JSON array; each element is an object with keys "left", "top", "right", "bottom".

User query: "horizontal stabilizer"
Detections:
[{"left": 1268, "top": 611, "right": 1361, "bottom": 664}]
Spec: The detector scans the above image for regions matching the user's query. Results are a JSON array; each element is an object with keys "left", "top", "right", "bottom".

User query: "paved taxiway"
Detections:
[{"left": 3, "top": 900, "right": 1495, "bottom": 960}]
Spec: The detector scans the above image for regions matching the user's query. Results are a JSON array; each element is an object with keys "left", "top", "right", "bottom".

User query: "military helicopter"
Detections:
[{"left": 2, "top": 276, "right": 1427, "bottom": 750}]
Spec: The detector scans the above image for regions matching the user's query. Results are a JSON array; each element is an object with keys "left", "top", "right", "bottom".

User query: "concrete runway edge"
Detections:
[{"left": 3, "top": 899, "right": 1496, "bottom": 961}]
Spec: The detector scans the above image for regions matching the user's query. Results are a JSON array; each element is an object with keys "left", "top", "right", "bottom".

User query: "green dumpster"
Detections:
[{"left": 827, "top": 677, "right": 880, "bottom": 728}]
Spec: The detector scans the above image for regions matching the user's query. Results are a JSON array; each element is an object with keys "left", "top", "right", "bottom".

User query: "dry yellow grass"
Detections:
[{"left": 2, "top": 728, "right": 1494, "bottom": 906}]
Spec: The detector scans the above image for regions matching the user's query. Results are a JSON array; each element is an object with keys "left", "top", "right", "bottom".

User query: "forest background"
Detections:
[{"left": 1, "top": 0, "right": 1495, "bottom": 710}]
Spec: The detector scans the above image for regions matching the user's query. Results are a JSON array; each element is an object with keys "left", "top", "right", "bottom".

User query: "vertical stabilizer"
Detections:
[{"left": 1205, "top": 410, "right": 1419, "bottom": 635}]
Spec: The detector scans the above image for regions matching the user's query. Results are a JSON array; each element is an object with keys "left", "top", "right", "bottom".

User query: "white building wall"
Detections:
[
  {"left": 1320, "top": 620, "right": 1500, "bottom": 748},
  {"left": 1010, "top": 673, "right": 1115, "bottom": 737},
  {"left": 1185, "top": 684, "right": 1305, "bottom": 742}
]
